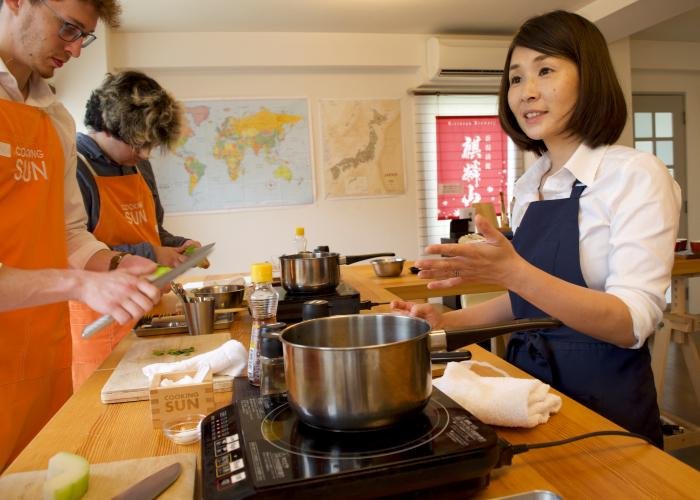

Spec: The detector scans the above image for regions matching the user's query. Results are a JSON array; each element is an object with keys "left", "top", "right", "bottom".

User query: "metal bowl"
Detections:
[
  {"left": 192, "top": 284, "right": 244, "bottom": 309},
  {"left": 370, "top": 257, "right": 406, "bottom": 277}
]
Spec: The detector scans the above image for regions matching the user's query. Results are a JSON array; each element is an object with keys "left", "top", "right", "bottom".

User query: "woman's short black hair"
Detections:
[
  {"left": 84, "top": 71, "right": 182, "bottom": 151},
  {"left": 498, "top": 10, "right": 627, "bottom": 155}
]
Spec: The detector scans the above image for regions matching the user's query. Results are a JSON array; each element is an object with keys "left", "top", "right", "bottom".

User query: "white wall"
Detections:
[
  {"left": 609, "top": 37, "right": 634, "bottom": 147},
  {"left": 631, "top": 39, "right": 700, "bottom": 311},
  {"left": 52, "top": 23, "right": 109, "bottom": 133},
  {"left": 53, "top": 30, "right": 694, "bottom": 288},
  {"left": 58, "top": 32, "right": 430, "bottom": 274}
]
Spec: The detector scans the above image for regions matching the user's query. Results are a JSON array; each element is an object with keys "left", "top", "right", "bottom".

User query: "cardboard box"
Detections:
[{"left": 149, "top": 369, "right": 215, "bottom": 428}]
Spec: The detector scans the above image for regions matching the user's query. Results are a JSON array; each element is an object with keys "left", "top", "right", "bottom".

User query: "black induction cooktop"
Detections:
[
  {"left": 201, "top": 379, "right": 504, "bottom": 499},
  {"left": 276, "top": 282, "right": 362, "bottom": 323}
]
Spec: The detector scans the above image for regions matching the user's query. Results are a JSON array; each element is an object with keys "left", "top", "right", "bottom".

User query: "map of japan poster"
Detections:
[
  {"left": 151, "top": 98, "right": 314, "bottom": 214},
  {"left": 320, "top": 99, "right": 405, "bottom": 199}
]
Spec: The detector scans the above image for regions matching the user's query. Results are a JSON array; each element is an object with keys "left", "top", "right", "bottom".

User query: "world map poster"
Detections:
[{"left": 151, "top": 98, "right": 313, "bottom": 214}]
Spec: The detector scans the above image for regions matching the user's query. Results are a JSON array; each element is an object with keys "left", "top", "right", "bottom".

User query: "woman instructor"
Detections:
[{"left": 393, "top": 11, "right": 681, "bottom": 447}]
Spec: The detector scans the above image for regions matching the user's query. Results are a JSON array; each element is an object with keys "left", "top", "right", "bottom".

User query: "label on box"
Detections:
[{"left": 150, "top": 370, "right": 215, "bottom": 428}]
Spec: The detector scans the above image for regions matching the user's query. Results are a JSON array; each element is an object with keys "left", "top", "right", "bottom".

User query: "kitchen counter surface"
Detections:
[
  {"left": 4, "top": 262, "right": 700, "bottom": 498},
  {"left": 340, "top": 255, "right": 700, "bottom": 302}
]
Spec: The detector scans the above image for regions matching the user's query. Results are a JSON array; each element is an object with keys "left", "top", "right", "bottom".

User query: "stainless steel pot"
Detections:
[
  {"left": 280, "top": 314, "right": 561, "bottom": 430},
  {"left": 279, "top": 251, "right": 395, "bottom": 293}
]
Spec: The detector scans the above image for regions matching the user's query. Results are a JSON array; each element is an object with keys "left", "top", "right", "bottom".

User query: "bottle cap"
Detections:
[
  {"left": 259, "top": 322, "right": 287, "bottom": 334},
  {"left": 260, "top": 333, "right": 283, "bottom": 358},
  {"left": 302, "top": 300, "right": 330, "bottom": 320},
  {"left": 295, "top": 227, "right": 305, "bottom": 236},
  {"left": 260, "top": 323, "right": 286, "bottom": 358},
  {"left": 251, "top": 262, "right": 273, "bottom": 283}
]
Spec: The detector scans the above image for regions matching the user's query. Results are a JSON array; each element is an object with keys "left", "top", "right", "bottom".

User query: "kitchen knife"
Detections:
[
  {"left": 430, "top": 350, "right": 472, "bottom": 363},
  {"left": 82, "top": 243, "right": 215, "bottom": 339},
  {"left": 111, "top": 462, "right": 182, "bottom": 500}
]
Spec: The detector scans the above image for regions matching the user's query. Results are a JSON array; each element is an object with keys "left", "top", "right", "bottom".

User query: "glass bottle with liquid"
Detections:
[
  {"left": 293, "top": 227, "right": 307, "bottom": 253},
  {"left": 259, "top": 322, "right": 287, "bottom": 396},
  {"left": 247, "top": 262, "right": 279, "bottom": 386}
]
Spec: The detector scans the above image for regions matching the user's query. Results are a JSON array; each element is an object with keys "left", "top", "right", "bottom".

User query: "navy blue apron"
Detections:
[{"left": 507, "top": 181, "right": 663, "bottom": 447}]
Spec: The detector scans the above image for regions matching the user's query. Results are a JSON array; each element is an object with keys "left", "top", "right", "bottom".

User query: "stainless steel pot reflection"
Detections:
[
  {"left": 279, "top": 251, "right": 395, "bottom": 293},
  {"left": 280, "top": 314, "right": 562, "bottom": 431}
]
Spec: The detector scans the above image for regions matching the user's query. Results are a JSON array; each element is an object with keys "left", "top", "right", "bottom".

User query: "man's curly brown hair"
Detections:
[{"left": 84, "top": 71, "right": 182, "bottom": 151}]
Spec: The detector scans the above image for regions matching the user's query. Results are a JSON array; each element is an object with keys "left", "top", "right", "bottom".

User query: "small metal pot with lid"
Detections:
[{"left": 279, "top": 248, "right": 395, "bottom": 293}]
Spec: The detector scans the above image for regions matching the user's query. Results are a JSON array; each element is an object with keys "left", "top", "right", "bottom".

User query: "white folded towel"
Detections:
[
  {"left": 142, "top": 339, "right": 247, "bottom": 381},
  {"left": 433, "top": 360, "right": 562, "bottom": 428}
]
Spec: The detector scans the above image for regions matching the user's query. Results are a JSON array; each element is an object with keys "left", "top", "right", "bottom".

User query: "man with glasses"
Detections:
[
  {"left": 71, "top": 71, "right": 203, "bottom": 389},
  {"left": 0, "top": 0, "right": 161, "bottom": 470}
]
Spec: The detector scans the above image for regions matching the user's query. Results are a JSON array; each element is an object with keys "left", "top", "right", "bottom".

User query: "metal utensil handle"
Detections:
[
  {"left": 439, "top": 316, "right": 563, "bottom": 351},
  {"left": 81, "top": 243, "right": 215, "bottom": 339},
  {"left": 341, "top": 252, "right": 396, "bottom": 265},
  {"left": 81, "top": 314, "right": 115, "bottom": 339}
]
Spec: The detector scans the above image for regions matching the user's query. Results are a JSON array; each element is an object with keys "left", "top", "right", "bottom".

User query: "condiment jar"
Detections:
[{"left": 259, "top": 322, "right": 287, "bottom": 396}]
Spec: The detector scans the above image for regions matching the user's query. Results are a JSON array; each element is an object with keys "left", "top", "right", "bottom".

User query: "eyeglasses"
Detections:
[
  {"left": 131, "top": 144, "right": 153, "bottom": 160},
  {"left": 40, "top": 0, "right": 97, "bottom": 48}
]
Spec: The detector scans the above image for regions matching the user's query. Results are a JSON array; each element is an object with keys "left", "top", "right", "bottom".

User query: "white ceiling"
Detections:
[{"left": 115, "top": 0, "right": 700, "bottom": 42}]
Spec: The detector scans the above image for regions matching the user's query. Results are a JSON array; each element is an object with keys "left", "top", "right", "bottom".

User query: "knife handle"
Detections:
[{"left": 82, "top": 314, "right": 114, "bottom": 339}]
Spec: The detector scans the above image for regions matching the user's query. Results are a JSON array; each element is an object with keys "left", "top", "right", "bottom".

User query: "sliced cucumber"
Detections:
[{"left": 43, "top": 452, "right": 89, "bottom": 500}]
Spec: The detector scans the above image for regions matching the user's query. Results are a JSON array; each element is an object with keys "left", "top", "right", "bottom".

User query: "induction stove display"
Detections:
[
  {"left": 276, "top": 282, "right": 362, "bottom": 323},
  {"left": 201, "top": 379, "right": 504, "bottom": 499}
]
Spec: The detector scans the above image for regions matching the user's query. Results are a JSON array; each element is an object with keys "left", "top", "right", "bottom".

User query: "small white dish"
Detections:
[{"left": 162, "top": 414, "right": 205, "bottom": 445}]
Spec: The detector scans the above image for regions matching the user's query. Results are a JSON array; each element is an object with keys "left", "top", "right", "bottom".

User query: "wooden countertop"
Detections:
[
  {"left": 340, "top": 255, "right": 700, "bottom": 303},
  {"left": 4, "top": 265, "right": 700, "bottom": 498}
]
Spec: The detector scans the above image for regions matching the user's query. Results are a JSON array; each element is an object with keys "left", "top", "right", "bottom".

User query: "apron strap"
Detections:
[
  {"left": 570, "top": 179, "right": 587, "bottom": 199},
  {"left": 77, "top": 151, "right": 98, "bottom": 178}
]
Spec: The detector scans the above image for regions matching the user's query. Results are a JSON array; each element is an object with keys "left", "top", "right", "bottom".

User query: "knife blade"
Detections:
[
  {"left": 112, "top": 462, "right": 182, "bottom": 500},
  {"left": 82, "top": 243, "right": 215, "bottom": 339},
  {"left": 430, "top": 350, "right": 472, "bottom": 363}
]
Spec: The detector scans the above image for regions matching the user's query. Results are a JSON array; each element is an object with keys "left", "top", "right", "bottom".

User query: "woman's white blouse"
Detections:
[{"left": 511, "top": 143, "right": 682, "bottom": 347}]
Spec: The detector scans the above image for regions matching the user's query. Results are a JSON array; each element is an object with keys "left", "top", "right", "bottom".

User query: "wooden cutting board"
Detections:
[
  {"left": 101, "top": 332, "right": 237, "bottom": 403},
  {"left": 0, "top": 453, "right": 196, "bottom": 499}
]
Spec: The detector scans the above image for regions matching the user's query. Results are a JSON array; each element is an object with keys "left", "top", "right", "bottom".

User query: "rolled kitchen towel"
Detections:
[
  {"left": 433, "top": 360, "right": 562, "bottom": 428},
  {"left": 142, "top": 339, "right": 247, "bottom": 381}
]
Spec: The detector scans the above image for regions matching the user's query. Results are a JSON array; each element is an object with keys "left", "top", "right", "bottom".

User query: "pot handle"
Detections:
[
  {"left": 429, "top": 317, "right": 562, "bottom": 352},
  {"left": 340, "top": 252, "right": 395, "bottom": 265}
]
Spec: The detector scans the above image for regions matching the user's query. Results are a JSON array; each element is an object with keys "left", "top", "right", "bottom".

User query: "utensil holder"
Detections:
[{"left": 183, "top": 296, "right": 215, "bottom": 335}]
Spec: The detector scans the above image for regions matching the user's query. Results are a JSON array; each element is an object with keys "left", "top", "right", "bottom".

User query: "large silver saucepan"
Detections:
[
  {"left": 280, "top": 314, "right": 561, "bottom": 431},
  {"left": 279, "top": 251, "right": 395, "bottom": 293}
]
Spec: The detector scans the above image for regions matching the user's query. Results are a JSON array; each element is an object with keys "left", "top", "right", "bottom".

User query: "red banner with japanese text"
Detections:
[{"left": 436, "top": 116, "right": 508, "bottom": 220}]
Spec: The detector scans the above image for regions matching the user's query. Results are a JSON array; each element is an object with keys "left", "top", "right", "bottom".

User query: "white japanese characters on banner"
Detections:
[{"left": 436, "top": 116, "right": 508, "bottom": 220}]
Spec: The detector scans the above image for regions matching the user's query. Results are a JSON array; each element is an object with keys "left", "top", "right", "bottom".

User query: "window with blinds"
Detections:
[{"left": 413, "top": 94, "right": 522, "bottom": 253}]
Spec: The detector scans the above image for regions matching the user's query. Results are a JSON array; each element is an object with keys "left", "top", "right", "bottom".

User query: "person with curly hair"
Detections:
[
  {"left": 70, "top": 70, "right": 203, "bottom": 389},
  {"left": 0, "top": 0, "right": 162, "bottom": 470}
]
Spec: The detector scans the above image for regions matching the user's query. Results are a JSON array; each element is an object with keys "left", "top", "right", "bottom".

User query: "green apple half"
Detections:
[{"left": 43, "top": 452, "right": 89, "bottom": 500}]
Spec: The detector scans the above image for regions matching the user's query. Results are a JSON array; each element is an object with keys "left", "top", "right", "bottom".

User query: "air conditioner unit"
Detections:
[{"left": 416, "top": 36, "right": 510, "bottom": 94}]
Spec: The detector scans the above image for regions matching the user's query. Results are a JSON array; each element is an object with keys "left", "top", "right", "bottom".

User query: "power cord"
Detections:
[{"left": 497, "top": 430, "right": 653, "bottom": 467}]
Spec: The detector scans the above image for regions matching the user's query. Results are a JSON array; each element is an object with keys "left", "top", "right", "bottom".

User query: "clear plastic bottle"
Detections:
[
  {"left": 247, "top": 262, "right": 279, "bottom": 386},
  {"left": 293, "top": 227, "right": 307, "bottom": 253}
]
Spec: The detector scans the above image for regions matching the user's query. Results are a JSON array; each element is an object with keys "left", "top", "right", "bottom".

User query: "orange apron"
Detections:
[
  {"left": 69, "top": 155, "right": 160, "bottom": 390},
  {"left": 0, "top": 100, "right": 70, "bottom": 470}
]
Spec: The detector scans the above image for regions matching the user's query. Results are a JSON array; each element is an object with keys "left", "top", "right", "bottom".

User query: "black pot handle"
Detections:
[
  {"left": 430, "top": 317, "right": 563, "bottom": 352},
  {"left": 341, "top": 252, "right": 395, "bottom": 265}
]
